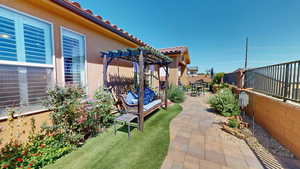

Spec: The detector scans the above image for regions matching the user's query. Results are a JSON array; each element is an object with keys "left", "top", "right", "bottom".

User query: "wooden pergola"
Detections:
[{"left": 100, "top": 47, "right": 173, "bottom": 130}]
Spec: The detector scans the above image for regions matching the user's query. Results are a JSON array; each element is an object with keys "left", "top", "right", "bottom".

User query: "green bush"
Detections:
[
  {"left": 228, "top": 119, "right": 239, "bottom": 128},
  {"left": 44, "top": 85, "right": 86, "bottom": 144},
  {"left": 0, "top": 134, "right": 77, "bottom": 169},
  {"left": 25, "top": 133, "right": 76, "bottom": 168},
  {"left": 208, "top": 88, "right": 240, "bottom": 117},
  {"left": 212, "top": 72, "right": 224, "bottom": 85},
  {"left": 86, "top": 88, "right": 115, "bottom": 135},
  {"left": 167, "top": 85, "right": 185, "bottom": 103},
  {"left": 44, "top": 86, "right": 115, "bottom": 142},
  {"left": 1, "top": 86, "right": 116, "bottom": 169}
]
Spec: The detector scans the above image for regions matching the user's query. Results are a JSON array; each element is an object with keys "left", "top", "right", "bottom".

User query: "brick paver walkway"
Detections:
[{"left": 161, "top": 96, "right": 264, "bottom": 169}]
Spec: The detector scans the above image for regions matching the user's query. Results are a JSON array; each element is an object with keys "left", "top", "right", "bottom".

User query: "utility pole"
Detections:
[{"left": 244, "top": 37, "right": 248, "bottom": 69}]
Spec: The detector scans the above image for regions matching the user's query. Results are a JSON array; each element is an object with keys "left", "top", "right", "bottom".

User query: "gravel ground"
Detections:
[
  {"left": 241, "top": 115, "right": 296, "bottom": 159},
  {"left": 203, "top": 92, "right": 295, "bottom": 159},
  {"left": 203, "top": 92, "right": 300, "bottom": 168}
]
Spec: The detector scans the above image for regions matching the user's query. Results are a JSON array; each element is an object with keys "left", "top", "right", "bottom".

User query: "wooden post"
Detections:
[
  {"left": 165, "top": 65, "right": 169, "bottom": 108},
  {"left": 138, "top": 50, "right": 145, "bottom": 131},
  {"left": 158, "top": 65, "right": 161, "bottom": 98},
  {"left": 103, "top": 54, "right": 108, "bottom": 88}
]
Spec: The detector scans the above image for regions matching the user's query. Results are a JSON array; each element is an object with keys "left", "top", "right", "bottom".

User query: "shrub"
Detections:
[
  {"left": 1, "top": 86, "right": 116, "bottom": 169},
  {"left": 167, "top": 85, "right": 185, "bottom": 103},
  {"left": 212, "top": 72, "right": 224, "bottom": 85},
  {"left": 228, "top": 119, "right": 239, "bottom": 128},
  {"left": 44, "top": 85, "right": 86, "bottom": 144},
  {"left": 0, "top": 112, "right": 76, "bottom": 169},
  {"left": 25, "top": 133, "right": 76, "bottom": 168},
  {"left": 208, "top": 88, "right": 240, "bottom": 117},
  {"left": 0, "top": 134, "right": 77, "bottom": 169},
  {"left": 0, "top": 141, "right": 31, "bottom": 169},
  {"left": 44, "top": 86, "right": 115, "bottom": 141},
  {"left": 84, "top": 88, "right": 115, "bottom": 135}
]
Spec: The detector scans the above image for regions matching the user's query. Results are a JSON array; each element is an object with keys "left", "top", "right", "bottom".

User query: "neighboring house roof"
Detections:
[
  {"left": 51, "top": 0, "right": 147, "bottom": 47},
  {"left": 159, "top": 46, "right": 187, "bottom": 55},
  {"left": 189, "top": 74, "right": 212, "bottom": 83},
  {"left": 159, "top": 46, "right": 191, "bottom": 64}
]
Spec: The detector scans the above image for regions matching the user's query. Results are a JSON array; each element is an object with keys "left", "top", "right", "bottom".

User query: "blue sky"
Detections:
[{"left": 77, "top": 0, "right": 300, "bottom": 73}]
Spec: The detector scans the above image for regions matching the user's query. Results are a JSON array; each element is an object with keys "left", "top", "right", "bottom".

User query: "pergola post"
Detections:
[
  {"left": 103, "top": 54, "right": 108, "bottom": 88},
  {"left": 138, "top": 50, "right": 145, "bottom": 131},
  {"left": 165, "top": 65, "right": 169, "bottom": 108},
  {"left": 158, "top": 65, "right": 161, "bottom": 98}
]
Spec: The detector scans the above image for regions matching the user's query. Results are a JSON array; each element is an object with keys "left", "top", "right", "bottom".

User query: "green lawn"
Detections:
[{"left": 44, "top": 104, "right": 182, "bottom": 169}]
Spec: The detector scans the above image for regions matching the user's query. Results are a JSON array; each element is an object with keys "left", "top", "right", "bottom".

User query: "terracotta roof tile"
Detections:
[
  {"left": 189, "top": 75, "right": 212, "bottom": 83},
  {"left": 52, "top": 0, "right": 148, "bottom": 46},
  {"left": 159, "top": 46, "right": 188, "bottom": 55},
  {"left": 84, "top": 9, "right": 93, "bottom": 15},
  {"left": 70, "top": 1, "right": 81, "bottom": 8},
  {"left": 95, "top": 15, "right": 103, "bottom": 20}
]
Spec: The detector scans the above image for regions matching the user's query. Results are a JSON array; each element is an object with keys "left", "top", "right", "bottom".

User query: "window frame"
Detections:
[
  {"left": 0, "top": 5, "right": 56, "bottom": 118},
  {"left": 0, "top": 5, "right": 56, "bottom": 72},
  {"left": 60, "top": 26, "right": 87, "bottom": 88}
]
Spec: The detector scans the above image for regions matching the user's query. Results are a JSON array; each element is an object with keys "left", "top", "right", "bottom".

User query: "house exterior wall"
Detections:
[
  {"left": 1, "top": 0, "right": 137, "bottom": 97},
  {"left": 0, "top": 0, "right": 140, "bottom": 144},
  {"left": 179, "top": 66, "right": 189, "bottom": 85},
  {"left": 164, "top": 53, "right": 190, "bottom": 86},
  {"left": 0, "top": 111, "right": 52, "bottom": 145},
  {"left": 168, "top": 56, "right": 179, "bottom": 86}
]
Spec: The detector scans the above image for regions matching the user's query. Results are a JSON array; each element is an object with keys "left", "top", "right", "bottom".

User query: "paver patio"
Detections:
[{"left": 161, "top": 95, "right": 264, "bottom": 169}]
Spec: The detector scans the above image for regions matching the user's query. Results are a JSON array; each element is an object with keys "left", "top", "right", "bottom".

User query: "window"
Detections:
[
  {"left": 61, "top": 28, "right": 85, "bottom": 86},
  {"left": 0, "top": 6, "right": 53, "bottom": 117}
]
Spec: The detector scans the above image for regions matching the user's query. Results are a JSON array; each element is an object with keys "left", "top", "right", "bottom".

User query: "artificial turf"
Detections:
[{"left": 44, "top": 104, "right": 182, "bottom": 169}]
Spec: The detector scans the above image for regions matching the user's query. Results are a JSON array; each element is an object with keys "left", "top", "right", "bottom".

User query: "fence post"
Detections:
[
  {"left": 237, "top": 70, "right": 244, "bottom": 89},
  {"left": 283, "top": 64, "right": 290, "bottom": 101}
]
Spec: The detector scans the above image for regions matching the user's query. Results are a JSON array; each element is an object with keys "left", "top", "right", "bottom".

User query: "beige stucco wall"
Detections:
[
  {"left": 1, "top": 0, "right": 137, "bottom": 97},
  {"left": 179, "top": 66, "right": 189, "bottom": 85},
  {"left": 0, "top": 111, "right": 52, "bottom": 146},
  {"left": 168, "top": 57, "right": 179, "bottom": 86},
  {"left": 0, "top": 0, "right": 143, "bottom": 144}
]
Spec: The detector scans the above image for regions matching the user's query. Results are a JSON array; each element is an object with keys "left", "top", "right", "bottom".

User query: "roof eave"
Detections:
[{"left": 50, "top": 0, "right": 146, "bottom": 47}]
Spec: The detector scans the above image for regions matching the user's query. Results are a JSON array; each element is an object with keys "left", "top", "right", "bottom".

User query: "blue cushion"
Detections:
[
  {"left": 128, "top": 88, "right": 156, "bottom": 105},
  {"left": 144, "top": 99, "right": 161, "bottom": 111},
  {"left": 132, "top": 92, "right": 138, "bottom": 99},
  {"left": 126, "top": 91, "right": 138, "bottom": 105},
  {"left": 144, "top": 88, "right": 155, "bottom": 105}
]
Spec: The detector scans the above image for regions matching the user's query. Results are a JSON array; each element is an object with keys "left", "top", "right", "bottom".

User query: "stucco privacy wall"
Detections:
[
  {"left": 234, "top": 88, "right": 300, "bottom": 159},
  {"left": 0, "top": 0, "right": 139, "bottom": 144}
]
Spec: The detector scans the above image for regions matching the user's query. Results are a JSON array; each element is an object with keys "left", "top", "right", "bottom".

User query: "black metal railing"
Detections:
[
  {"left": 224, "top": 72, "right": 238, "bottom": 86},
  {"left": 245, "top": 60, "right": 300, "bottom": 102}
]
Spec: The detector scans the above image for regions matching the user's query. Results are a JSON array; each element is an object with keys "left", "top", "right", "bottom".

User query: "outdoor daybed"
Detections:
[
  {"left": 100, "top": 47, "right": 172, "bottom": 130},
  {"left": 120, "top": 88, "right": 162, "bottom": 117}
]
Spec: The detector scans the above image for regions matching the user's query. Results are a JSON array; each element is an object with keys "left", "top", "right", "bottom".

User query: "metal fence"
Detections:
[
  {"left": 224, "top": 72, "right": 237, "bottom": 86},
  {"left": 245, "top": 60, "right": 300, "bottom": 102}
]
